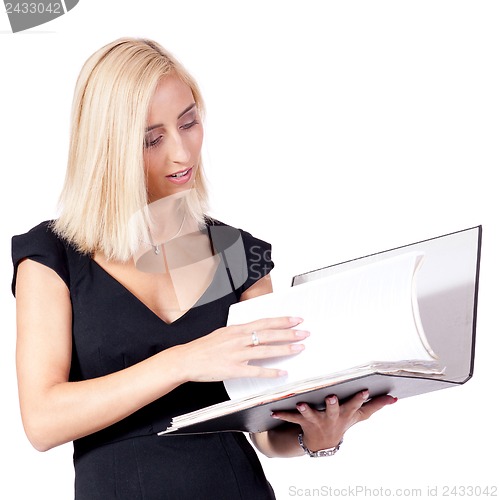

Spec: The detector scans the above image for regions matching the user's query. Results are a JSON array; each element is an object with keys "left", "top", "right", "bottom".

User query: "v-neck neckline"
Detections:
[
  {"left": 89, "top": 224, "right": 222, "bottom": 327},
  {"left": 90, "top": 256, "right": 223, "bottom": 326}
]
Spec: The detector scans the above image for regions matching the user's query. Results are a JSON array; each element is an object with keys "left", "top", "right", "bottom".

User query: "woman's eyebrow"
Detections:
[
  {"left": 145, "top": 103, "right": 197, "bottom": 132},
  {"left": 177, "top": 102, "right": 196, "bottom": 119}
]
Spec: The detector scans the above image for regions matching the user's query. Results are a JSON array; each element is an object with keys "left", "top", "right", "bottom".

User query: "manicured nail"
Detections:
[
  {"left": 328, "top": 396, "right": 338, "bottom": 405},
  {"left": 295, "top": 330, "right": 310, "bottom": 339},
  {"left": 291, "top": 344, "right": 305, "bottom": 352},
  {"left": 297, "top": 404, "right": 307, "bottom": 412},
  {"left": 289, "top": 317, "right": 304, "bottom": 324},
  {"left": 362, "top": 390, "right": 369, "bottom": 400}
]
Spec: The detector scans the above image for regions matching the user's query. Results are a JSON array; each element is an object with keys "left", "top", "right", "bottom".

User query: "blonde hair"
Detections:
[{"left": 53, "top": 37, "right": 209, "bottom": 261}]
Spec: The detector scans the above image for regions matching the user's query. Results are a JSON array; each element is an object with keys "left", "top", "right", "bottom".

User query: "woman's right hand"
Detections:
[{"left": 176, "top": 317, "right": 309, "bottom": 383}]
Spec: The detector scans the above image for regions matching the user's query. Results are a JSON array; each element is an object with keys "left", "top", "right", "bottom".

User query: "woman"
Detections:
[{"left": 12, "top": 38, "right": 395, "bottom": 499}]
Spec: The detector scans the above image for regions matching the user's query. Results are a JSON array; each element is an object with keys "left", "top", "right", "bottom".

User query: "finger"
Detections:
[
  {"left": 270, "top": 408, "right": 304, "bottom": 425},
  {"left": 242, "top": 365, "right": 289, "bottom": 379},
  {"left": 246, "top": 342, "right": 306, "bottom": 359},
  {"left": 296, "top": 402, "right": 325, "bottom": 424},
  {"left": 246, "top": 328, "right": 310, "bottom": 346},
  {"left": 339, "top": 390, "right": 370, "bottom": 416},
  {"left": 356, "top": 395, "right": 397, "bottom": 421},
  {"left": 245, "top": 316, "right": 304, "bottom": 332},
  {"left": 325, "top": 395, "right": 340, "bottom": 419},
  {"left": 270, "top": 413, "right": 303, "bottom": 425},
  {"left": 272, "top": 401, "right": 324, "bottom": 426}
]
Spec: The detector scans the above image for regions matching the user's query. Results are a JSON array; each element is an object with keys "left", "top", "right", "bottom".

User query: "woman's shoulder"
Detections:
[
  {"left": 12, "top": 220, "right": 69, "bottom": 256},
  {"left": 11, "top": 220, "right": 73, "bottom": 295},
  {"left": 14, "top": 219, "right": 59, "bottom": 237},
  {"left": 205, "top": 217, "right": 274, "bottom": 292},
  {"left": 205, "top": 217, "right": 272, "bottom": 247}
]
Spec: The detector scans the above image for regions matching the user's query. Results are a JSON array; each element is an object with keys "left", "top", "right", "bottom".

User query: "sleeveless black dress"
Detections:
[{"left": 11, "top": 219, "right": 276, "bottom": 500}]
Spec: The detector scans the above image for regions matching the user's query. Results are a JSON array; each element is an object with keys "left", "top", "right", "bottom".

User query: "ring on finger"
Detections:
[{"left": 251, "top": 331, "right": 260, "bottom": 346}]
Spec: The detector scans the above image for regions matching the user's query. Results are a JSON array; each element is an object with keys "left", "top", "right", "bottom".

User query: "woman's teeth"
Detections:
[{"left": 170, "top": 169, "right": 189, "bottom": 178}]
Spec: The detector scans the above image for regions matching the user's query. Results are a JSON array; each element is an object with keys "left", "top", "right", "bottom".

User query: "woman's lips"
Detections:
[{"left": 166, "top": 167, "right": 193, "bottom": 185}]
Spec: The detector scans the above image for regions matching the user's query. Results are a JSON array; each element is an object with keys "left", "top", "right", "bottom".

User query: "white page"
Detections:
[{"left": 225, "top": 251, "right": 433, "bottom": 400}]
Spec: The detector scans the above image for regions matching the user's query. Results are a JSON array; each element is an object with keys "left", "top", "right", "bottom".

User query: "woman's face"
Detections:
[{"left": 143, "top": 75, "right": 203, "bottom": 203}]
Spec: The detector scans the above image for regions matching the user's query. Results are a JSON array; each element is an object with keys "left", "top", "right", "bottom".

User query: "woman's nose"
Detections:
[{"left": 166, "top": 133, "right": 190, "bottom": 164}]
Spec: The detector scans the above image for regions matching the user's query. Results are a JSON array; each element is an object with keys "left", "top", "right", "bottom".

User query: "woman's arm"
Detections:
[
  {"left": 15, "top": 260, "right": 305, "bottom": 452},
  {"left": 242, "top": 275, "right": 397, "bottom": 458},
  {"left": 16, "top": 259, "right": 192, "bottom": 451}
]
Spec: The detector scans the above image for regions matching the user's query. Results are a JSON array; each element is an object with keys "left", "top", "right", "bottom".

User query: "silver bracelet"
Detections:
[{"left": 298, "top": 433, "right": 343, "bottom": 457}]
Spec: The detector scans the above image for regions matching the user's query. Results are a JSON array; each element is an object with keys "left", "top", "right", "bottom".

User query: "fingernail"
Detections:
[
  {"left": 328, "top": 396, "right": 338, "bottom": 405},
  {"left": 362, "top": 390, "right": 369, "bottom": 400},
  {"left": 289, "top": 317, "right": 303, "bottom": 324},
  {"left": 297, "top": 404, "right": 307, "bottom": 412},
  {"left": 295, "top": 330, "right": 310, "bottom": 339},
  {"left": 391, "top": 397, "right": 398, "bottom": 404},
  {"left": 277, "top": 370, "right": 288, "bottom": 377},
  {"left": 291, "top": 344, "right": 305, "bottom": 352},
  {"left": 271, "top": 412, "right": 281, "bottom": 419}
]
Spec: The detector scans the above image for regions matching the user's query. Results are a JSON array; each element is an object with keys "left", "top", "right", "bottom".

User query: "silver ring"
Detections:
[{"left": 251, "top": 331, "right": 260, "bottom": 346}]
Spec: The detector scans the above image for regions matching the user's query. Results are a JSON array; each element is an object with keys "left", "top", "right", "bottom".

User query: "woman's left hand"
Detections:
[{"left": 271, "top": 391, "right": 397, "bottom": 453}]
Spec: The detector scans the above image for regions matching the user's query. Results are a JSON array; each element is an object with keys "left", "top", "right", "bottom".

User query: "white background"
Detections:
[{"left": 1, "top": 1, "right": 497, "bottom": 498}]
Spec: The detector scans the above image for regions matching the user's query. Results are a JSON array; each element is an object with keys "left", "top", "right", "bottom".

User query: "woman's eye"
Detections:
[
  {"left": 180, "top": 120, "right": 199, "bottom": 130},
  {"left": 144, "top": 136, "right": 162, "bottom": 148}
]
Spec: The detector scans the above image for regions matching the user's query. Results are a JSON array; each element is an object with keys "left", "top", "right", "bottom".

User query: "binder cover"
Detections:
[{"left": 162, "top": 226, "right": 481, "bottom": 435}]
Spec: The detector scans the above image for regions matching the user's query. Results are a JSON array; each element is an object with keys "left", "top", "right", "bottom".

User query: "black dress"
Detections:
[{"left": 11, "top": 219, "right": 276, "bottom": 500}]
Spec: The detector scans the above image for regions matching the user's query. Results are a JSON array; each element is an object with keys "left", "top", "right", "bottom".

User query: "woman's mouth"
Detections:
[{"left": 166, "top": 167, "right": 193, "bottom": 184}]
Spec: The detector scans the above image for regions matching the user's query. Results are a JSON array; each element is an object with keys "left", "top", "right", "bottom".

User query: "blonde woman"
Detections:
[{"left": 12, "top": 38, "right": 395, "bottom": 499}]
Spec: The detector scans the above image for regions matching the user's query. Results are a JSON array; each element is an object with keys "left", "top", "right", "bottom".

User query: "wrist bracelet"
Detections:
[{"left": 298, "top": 433, "right": 343, "bottom": 457}]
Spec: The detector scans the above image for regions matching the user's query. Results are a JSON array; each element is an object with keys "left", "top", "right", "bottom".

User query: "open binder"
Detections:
[{"left": 159, "top": 226, "right": 481, "bottom": 435}]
